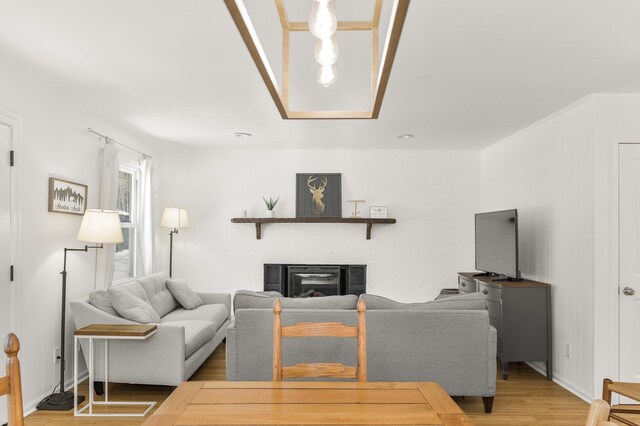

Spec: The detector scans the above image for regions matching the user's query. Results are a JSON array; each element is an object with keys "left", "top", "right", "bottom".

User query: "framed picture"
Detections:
[
  {"left": 369, "top": 206, "right": 388, "bottom": 219},
  {"left": 296, "top": 173, "right": 342, "bottom": 218},
  {"left": 48, "top": 177, "right": 88, "bottom": 215}
]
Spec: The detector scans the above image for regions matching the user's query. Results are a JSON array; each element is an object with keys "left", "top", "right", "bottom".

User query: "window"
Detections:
[{"left": 114, "top": 165, "right": 139, "bottom": 283}]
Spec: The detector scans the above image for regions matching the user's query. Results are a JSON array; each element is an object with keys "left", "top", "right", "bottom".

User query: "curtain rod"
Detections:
[{"left": 87, "top": 128, "right": 152, "bottom": 159}]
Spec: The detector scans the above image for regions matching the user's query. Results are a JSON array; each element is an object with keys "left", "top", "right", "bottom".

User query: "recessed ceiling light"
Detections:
[
  {"left": 396, "top": 134, "right": 415, "bottom": 139},
  {"left": 234, "top": 132, "right": 252, "bottom": 138}
]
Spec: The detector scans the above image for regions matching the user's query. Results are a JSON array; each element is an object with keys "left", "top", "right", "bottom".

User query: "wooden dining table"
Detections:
[{"left": 142, "top": 381, "right": 472, "bottom": 425}]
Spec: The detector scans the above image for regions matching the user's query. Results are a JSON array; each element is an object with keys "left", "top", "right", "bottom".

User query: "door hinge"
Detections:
[
  {"left": 9, "top": 150, "right": 14, "bottom": 166},
  {"left": 10, "top": 265, "right": 14, "bottom": 282}
]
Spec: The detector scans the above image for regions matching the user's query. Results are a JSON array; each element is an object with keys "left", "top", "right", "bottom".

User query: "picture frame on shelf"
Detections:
[
  {"left": 296, "top": 173, "right": 342, "bottom": 218},
  {"left": 369, "top": 206, "right": 388, "bottom": 219},
  {"left": 48, "top": 177, "right": 88, "bottom": 215}
]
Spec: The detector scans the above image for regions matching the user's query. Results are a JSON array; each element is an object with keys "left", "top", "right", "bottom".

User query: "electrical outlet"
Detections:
[
  {"left": 565, "top": 343, "right": 572, "bottom": 359},
  {"left": 53, "top": 346, "right": 61, "bottom": 365}
]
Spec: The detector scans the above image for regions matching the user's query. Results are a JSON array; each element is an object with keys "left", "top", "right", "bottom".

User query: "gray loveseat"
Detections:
[
  {"left": 226, "top": 291, "right": 497, "bottom": 413},
  {"left": 70, "top": 272, "right": 230, "bottom": 386}
]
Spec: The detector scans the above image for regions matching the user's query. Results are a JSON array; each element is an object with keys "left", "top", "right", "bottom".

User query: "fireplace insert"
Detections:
[
  {"left": 288, "top": 266, "right": 341, "bottom": 298},
  {"left": 264, "top": 264, "right": 366, "bottom": 297}
]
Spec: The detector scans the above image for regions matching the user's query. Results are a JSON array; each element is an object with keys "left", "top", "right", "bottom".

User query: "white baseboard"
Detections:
[
  {"left": 23, "top": 370, "right": 89, "bottom": 417},
  {"left": 527, "top": 362, "right": 593, "bottom": 403}
]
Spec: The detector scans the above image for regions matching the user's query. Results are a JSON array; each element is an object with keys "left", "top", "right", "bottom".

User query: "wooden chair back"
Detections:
[
  {"left": 272, "top": 298, "right": 367, "bottom": 382},
  {"left": 602, "top": 377, "right": 640, "bottom": 426},
  {"left": 585, "top": 399, "right": 615, "bottom": 426},
  {"left": 0, "top": 333, "right": 23, "bottom": 426}
]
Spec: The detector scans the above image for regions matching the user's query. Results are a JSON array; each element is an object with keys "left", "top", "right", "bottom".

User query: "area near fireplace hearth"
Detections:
[{"left": 264, "top": 264, "right": 366, "bottom": 297}]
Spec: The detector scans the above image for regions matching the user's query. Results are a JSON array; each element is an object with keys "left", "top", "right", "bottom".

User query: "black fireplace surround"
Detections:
[{"left": 264, "top": 264, "right": 366, "bottom": 297}]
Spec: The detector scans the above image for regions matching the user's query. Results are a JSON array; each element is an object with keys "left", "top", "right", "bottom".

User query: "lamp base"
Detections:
[{"left": 37, "top": 390, "right": 85, "bottom": 411}]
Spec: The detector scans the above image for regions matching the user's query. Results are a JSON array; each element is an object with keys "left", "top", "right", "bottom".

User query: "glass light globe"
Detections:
[
  {"left": 314, "top": 36, "right": 339, "bottom": 65},
  {"left": 309, "top": 0, "right": 337, "bottom": 40},
  {"left": 316, "top": 64, "right": 337, "bottom": 87}
]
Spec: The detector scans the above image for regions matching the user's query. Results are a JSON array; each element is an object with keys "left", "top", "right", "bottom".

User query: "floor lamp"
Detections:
[
  {"left": 37, "top": 209, "right": 123, "bottom": 411},
  {"left": 160, "top": 207, "right": 189, "bottom": 277}
]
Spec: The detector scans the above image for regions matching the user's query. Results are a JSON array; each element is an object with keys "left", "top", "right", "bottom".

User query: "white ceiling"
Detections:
[{"left": 1, "top": 0, "right": 640, "bottom": 149}]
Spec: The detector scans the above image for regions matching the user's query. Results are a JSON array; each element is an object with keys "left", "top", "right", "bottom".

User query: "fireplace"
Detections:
[
  {"left": 288, "top": 266, "right": 341, "bottom": 298},
  {"left": 264, "top": 264, "right": 366, "bottom": 297}
]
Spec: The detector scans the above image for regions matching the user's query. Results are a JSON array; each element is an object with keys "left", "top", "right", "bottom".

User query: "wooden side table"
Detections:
[{"left": 73, "top": 324, "right": 158, "bottom": 417}]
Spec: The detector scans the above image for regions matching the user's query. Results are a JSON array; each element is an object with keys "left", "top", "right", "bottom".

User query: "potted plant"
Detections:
[{"left": 263, "top": 196, "right": 279, "bottom": 218}]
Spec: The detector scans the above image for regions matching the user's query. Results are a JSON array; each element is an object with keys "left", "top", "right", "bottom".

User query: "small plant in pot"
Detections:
[{"left": 263, "top": 196, "right": 279, "bottom": 218}]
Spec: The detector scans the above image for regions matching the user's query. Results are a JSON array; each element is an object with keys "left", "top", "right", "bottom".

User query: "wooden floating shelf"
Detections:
[{"left": 231, "top": 217, "right": 397, "bottom": 240}]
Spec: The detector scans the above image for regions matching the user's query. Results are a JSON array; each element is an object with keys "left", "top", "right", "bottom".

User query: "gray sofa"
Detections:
[
  {"left": 70, "top": 272, "right": 231, "bottom": 386},
  {"left": 226, "top": 291, "right": 497, "bottom": 412}
]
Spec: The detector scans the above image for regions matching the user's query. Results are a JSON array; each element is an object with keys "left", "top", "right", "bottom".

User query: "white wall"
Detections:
[
  {"left": 481, "top": 93, "right": 640, "bottom": 401},
  {"left": 0, "top": 60, "right": 164, "bottom": 412},
  {"left": 592, "top": 94, "right": 640, "bottom": 400},
  {"left": 157, "top": 148, "right": 481, "bottom": 302},
  {"left": 481, "top": 97, "right": 596, "bottom": 399}
]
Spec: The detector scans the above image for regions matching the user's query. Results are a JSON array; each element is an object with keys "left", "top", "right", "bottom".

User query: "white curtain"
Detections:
[
  {"left": 97, "top": 143, "right": 120, "bottom": 288},
  {"left": 136, "top": 157, "right": 155, "bottom": 276}
]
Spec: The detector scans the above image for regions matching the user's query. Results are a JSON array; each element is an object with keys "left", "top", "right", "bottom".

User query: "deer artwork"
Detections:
[{"left": 307, "top": 175, "right": 328, "bottom": 215}]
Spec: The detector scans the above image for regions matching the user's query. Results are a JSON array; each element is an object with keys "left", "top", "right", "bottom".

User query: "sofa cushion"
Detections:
[
  {"left": 163, "top": 320, "right": 217, "bottom": 359},
  {"left": 88, "top": 289, "right": 119, "bottom": 317},
  {"left": 167, "top": 279, "right": 204, "bottom": 310},
  {"left": 107, "top": 283, "right": 161, "bottom": 323},
  {"left": 281, "top": 295, "right": 358, "bottom": 310},
  {"left": 137, "top": 272, "right": 179, "bottom": 317},
  {"left": 361, "top": 293, "right": 487, "bottom": 311},
  {"left": 233, "top": 290, "right": 283, "bottom": 312},
  {"left": 233, "top": 290, "right": 358, "bottom": 311},
  {"left": 162, "top": 304, "right": 228, "bottom": 330}
]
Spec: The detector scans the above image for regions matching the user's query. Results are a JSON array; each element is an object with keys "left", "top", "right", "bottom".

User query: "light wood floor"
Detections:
[{"left": 23, "top": 344, "right": 636, "bottom": 425}]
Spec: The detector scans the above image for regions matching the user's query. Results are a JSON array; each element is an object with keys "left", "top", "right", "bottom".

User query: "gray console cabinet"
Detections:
[{"left": 458, "top": 272, "right": 552, "bottom": 381}]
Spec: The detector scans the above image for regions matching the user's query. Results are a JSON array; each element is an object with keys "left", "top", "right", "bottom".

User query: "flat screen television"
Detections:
[{"left": 475, "top": 209, "right": 520, "bottom": 279}]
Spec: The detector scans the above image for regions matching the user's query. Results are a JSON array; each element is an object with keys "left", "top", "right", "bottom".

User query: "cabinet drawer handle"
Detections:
[
  {"left": 461, "top": 282, "right": 466, "bottom": 287},
  {"left": 482, "top": 289, "right": 488, "bottom": 295}
]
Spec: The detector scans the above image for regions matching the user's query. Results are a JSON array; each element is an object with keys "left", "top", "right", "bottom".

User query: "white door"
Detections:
[
  {"left": 0, "top": 123, "right": 13, "bottom": 424},
  {"left": 619, "top": 143, "right": 640, "bottom": 387}
]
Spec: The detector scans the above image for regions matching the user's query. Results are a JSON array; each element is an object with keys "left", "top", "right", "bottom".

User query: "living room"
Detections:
[{"left": 1, "top": 1, "right": 639, "bottom": 425}]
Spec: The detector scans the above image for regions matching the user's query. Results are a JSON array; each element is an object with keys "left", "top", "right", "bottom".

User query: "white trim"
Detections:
[
  {"left": 527, "top": 362, "right": 593, "bottom": 403},
  {"left": 112, "top": 165, "right": 140, "bottom": 285},
  {"left": 0, "top": 108, "right": 22, "bottom": 341},
  {"left": 23, "top": 371, "right": 89, "bottom": 417}
]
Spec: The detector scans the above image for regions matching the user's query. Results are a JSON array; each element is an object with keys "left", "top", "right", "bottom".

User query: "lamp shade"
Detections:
[
  {"left": 76, "top": 209, "right": 124, "bottom": 244},
  {"left": 161, "top": 208, "right": 189, "bottom": 229}
]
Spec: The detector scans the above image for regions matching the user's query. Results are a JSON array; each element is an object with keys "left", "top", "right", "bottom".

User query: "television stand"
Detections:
[{"left": 458, "top": 272, "right": 552, "bottom": 381}]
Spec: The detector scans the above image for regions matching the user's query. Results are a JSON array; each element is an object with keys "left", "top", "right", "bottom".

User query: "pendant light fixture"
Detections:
[
  {"left": 224, "top": 0, "right": 411, "bottom": 119},
  {"left": 309, "top": 0, "right": 339, "bottom": 87},
  {"left": 315, "top": 36, "right": 339, "bottom": 65},
  {"left": 309, "top": 0, "right": 337, "bottom": 39},
  {"left": 317, "top": 63, "right": 338, "bottom": 87}
]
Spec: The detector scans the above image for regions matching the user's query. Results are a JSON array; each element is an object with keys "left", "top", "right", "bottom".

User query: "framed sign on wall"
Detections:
[
  {"left": 369, "top": 206, "right": 388, "bottom": 219},
  {"left": 296, "top": 173, "right": 342, "bottom": 218},
  {"left": 48, "top": 177, "right": 88, "bottom": 215}
]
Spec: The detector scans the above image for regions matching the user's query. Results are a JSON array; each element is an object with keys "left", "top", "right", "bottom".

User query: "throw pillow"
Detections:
[
  {"left": 88, "top": 289, "right": 119, "bottom": 317},
  {"left": 167, "top": 279, "right": 204, "bottom": 310},
  {"left": 107, "top": 283, "right": 161, "bottom": 323},
  {"left": 361, "top": 293, "right": 487, "bottom": 311},
  {"left": 136, "top": 271, "right": 179, "bottom": 317}
]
